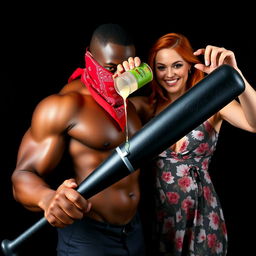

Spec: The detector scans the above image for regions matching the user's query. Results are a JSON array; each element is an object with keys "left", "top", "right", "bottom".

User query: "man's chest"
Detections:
[{"left": 67, "top": 101, "right": 141, "bottom": 150}]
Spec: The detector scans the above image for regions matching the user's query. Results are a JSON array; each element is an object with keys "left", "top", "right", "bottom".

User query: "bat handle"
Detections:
[{"left": 1, "top": 217, "right": 48, "bottom": 256}]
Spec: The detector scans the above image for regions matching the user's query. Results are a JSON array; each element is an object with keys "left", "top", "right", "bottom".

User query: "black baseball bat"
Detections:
[{"left": 1, "top": 65, "right": 245, "bottom": 255}]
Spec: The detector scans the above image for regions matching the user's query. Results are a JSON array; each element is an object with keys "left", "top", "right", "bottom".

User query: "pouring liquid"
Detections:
[
  {"left": 115, "top": 82, "right": 137, "bottom": 153},
  {"left": 114, "top": 63, "right": 153, "bottom": 153}
]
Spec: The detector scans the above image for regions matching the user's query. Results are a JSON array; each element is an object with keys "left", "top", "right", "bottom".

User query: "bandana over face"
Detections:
[{"left": 68, "top": 51, "right": 125, "bottom": 131}]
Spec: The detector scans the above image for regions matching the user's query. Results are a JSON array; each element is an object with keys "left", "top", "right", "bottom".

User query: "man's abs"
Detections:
[
  {"left": 86, "top": 172, "right": 140, "bottom": 225},
  {"left": 70, "top": 141, "right": 141, "bottom": 226}
]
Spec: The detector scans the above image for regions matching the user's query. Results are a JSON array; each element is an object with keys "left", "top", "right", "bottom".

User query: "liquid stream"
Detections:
[{"left": 116, "top": 83, "right": 138, "bottom": 153}]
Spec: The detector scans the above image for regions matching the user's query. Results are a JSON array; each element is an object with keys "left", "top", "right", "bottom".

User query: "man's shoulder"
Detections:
[
  {"left": 31, "top": 91, "right": 85, "bottom": 131},
  {"left": 37, "top": 91, "right": 83, "bottom": 112}
]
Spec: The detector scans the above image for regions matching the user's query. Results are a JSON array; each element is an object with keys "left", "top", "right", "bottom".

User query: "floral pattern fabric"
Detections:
[{"left": 154, "top": 120, "right": 227, "bottom": 256}]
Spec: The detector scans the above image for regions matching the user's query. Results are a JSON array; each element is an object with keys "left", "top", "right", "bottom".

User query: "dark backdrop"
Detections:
[{"left": 1, "top": 5, "right": 255, "bottom": 256}]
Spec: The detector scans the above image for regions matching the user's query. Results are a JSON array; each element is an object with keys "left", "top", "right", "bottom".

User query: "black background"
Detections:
[{"left": 1, "top": 4, "right": 255, "bottom": 256}]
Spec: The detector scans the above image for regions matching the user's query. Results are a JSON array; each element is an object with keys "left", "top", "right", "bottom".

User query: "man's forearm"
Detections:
[{"left": 12, "top": 170, "right": 54, "bottom": 212}]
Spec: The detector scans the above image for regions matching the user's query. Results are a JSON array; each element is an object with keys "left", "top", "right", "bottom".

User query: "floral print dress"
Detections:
[{"left": 154, "top": 120, "right": 227, "bottom": 256}]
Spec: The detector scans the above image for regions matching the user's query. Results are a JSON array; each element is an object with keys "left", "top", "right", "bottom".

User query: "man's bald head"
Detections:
[
  {"left": 88, "top": 24, "right": 136, "bottom": 73},
  {"left": 89, "top": 23, "right": 134, "bottom": 49}
]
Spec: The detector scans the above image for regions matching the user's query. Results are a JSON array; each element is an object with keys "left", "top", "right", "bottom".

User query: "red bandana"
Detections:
[{"left": 68, "top": 51, "right": 125, "bottom": 131}]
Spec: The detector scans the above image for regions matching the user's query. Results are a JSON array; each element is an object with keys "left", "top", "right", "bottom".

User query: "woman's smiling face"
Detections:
[{"left": 155, "top": 48, "right": 191, "bottom": 99}]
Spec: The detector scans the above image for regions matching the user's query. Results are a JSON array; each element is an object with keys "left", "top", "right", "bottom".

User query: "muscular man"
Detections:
[{"left": 11, "top": 24, "right": 144, "bottom": 255}]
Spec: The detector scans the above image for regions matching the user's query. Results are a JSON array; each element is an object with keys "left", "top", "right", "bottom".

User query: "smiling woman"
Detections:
[
  {"left": 148, "top": 33, "right": 204, "bottom": 102},
  {"left": 154, "top": 49, "right": 192, "bottom": 98},
  {"left": 130, "top": 32, "right": 256, "bottom": 256}
]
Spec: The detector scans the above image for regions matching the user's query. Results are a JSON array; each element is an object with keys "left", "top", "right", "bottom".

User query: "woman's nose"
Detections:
[{"left": 166, "top": 67, "right": 174, "bottom": 77}]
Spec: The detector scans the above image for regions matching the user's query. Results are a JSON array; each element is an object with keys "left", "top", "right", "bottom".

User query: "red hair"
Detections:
[{"left": 148, "top": 33, "right": 204, "bottom": 101}]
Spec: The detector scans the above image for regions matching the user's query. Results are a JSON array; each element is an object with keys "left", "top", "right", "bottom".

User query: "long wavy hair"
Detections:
[{"left": 149, "top": 33, "right": 204, "bottom": 101}]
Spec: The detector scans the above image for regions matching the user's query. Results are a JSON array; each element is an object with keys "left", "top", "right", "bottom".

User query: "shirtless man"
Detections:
[{"left": 11, "top": 24, "right": 144, "bottom": 255}]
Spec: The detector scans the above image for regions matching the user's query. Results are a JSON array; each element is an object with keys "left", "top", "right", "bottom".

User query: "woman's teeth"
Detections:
[{"left": 166, "top": 79, "right": 178, "bottom": 85}]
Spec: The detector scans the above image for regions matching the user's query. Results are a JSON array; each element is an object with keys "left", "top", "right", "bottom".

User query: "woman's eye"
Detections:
[
  {"left": 174, "top": 63, "right": 183, "bottom": 69},
  {"left": 156, "top": 66, "right": 165, "bottom": 71}
]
